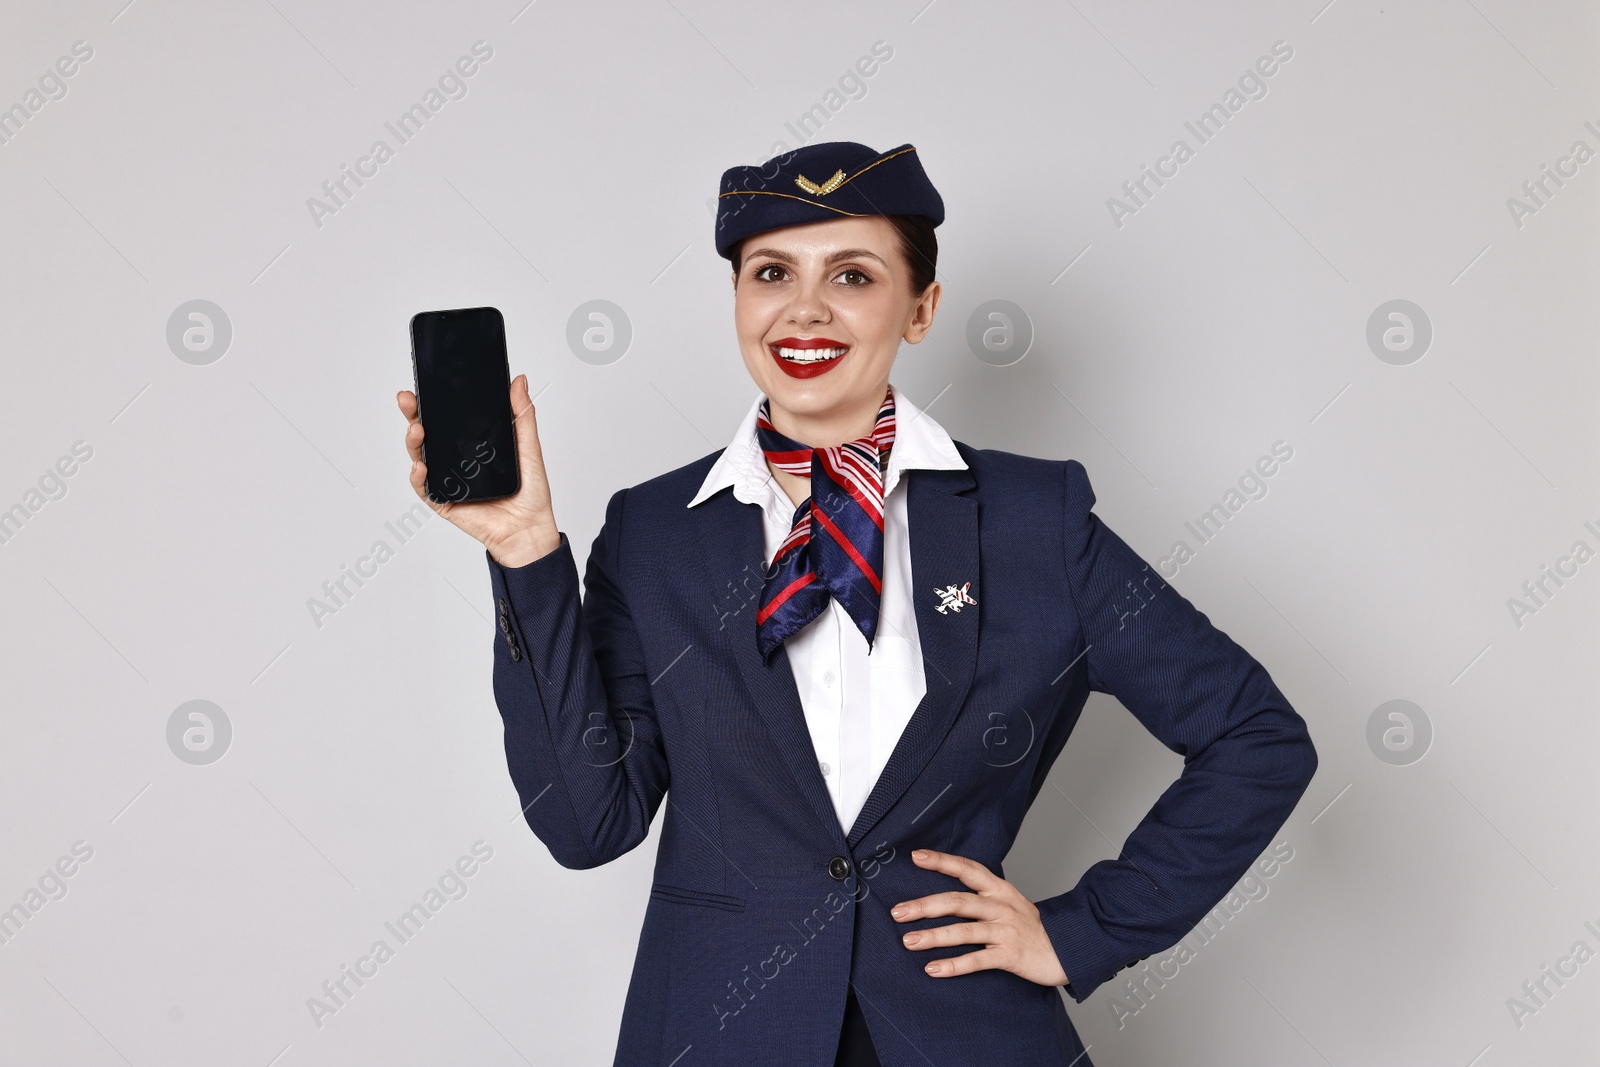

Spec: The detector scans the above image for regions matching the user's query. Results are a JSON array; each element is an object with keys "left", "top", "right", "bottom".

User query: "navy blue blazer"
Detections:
[{"left": 485, "top": 444, "right": 1318, "bottom": 1067}]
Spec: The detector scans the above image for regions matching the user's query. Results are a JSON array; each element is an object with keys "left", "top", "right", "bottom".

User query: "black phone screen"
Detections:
[{"left": 410, "top": 306, "right": 520, "bottom": 504}]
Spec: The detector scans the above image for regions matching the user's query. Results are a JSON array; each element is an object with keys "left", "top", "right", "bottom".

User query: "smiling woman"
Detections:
[
  {"left": 724, "top": 214, "right": 942, "bottom": 512},
  {"left": 732, "top": 218, "right": 936, "bottom": 380},
  {"left": 396, "top": 140, "right": 1318, "bottom": 1067}
]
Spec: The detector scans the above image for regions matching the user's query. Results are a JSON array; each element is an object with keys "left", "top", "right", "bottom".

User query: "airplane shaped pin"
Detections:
[{"left": 934, "top": 582, "right": 977, "bottom": 615}]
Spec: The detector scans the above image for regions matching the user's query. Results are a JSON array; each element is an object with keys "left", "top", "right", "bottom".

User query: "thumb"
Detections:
[{"left": 510, "top": 373, "right": 545, "bottom": 475}]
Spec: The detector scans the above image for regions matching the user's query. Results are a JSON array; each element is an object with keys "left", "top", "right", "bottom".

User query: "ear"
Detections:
[{"left": 902, "top": 280, "right": 942, "bottom": 344}]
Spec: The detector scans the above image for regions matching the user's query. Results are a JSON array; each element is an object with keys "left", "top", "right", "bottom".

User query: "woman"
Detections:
[{"left": 397, "top": 141, "right": 1317, "bottom": 1067}]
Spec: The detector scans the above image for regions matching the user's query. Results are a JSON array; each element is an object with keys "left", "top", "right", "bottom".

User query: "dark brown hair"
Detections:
[{"left": 732, "top": 214, "right": 938, "bottom": 296}]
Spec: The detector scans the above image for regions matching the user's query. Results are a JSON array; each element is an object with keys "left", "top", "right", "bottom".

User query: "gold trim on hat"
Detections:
[
  {"left": 720, "top": 145, "right": 920, "bottom": 208},
  {"left": 831, "top": 145, "right": 917, "bottom": 190},
  {"left": 714, "top": 190, "right": 866, "bottom": 216}
]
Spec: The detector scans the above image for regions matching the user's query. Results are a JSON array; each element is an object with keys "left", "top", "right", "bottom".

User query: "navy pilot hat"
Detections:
[{"left": 714, "top": 141, "right": 944, "bottom": 261}]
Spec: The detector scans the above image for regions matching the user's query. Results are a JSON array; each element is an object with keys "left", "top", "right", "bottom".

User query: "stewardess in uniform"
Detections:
[{"left": 396, "top": 140, "right": 1318, "bottom": 1067}]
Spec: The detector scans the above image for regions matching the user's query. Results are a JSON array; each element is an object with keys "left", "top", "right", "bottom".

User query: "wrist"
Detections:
[{"left": 489, "top": 524, "right": 561, "bottom": 568}]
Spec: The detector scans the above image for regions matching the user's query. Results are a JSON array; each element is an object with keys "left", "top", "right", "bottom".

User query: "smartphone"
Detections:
[{"left": 409, "top": 306, "right": 521, "bottom": 504}]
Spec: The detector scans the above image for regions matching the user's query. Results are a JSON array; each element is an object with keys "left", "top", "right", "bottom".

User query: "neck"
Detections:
[{"left": 767, "top": 383, "right": 889, "bottom": 448}]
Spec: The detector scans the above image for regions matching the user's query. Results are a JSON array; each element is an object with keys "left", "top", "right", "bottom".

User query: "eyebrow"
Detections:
[{"left": 743, "top": 247, "right": 888, "bottom": 267}]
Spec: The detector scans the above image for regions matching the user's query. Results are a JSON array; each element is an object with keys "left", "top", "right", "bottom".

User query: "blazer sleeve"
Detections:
[
  {"left": 485, "top": 487, "right": 669, "bottom": 870},
  {"left": 1035, "top": 459, "right": 1318, "bottom": 1002}
]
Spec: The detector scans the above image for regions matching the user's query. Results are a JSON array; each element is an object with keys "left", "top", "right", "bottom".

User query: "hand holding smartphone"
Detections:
[
  {"left": 399, "top": 307, "right": 561, "bottom": 567},
  {"left": 409, "top": 306, "right": 521, "bottom": 504}
]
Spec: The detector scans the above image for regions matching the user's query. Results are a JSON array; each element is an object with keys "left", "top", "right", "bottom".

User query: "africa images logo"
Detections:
[
  {"left": 305, "top": 42, "right": 494, "bottom": 230},
  {"left": 1105, "top": 40, "right": 1295, "bottom": 228}
]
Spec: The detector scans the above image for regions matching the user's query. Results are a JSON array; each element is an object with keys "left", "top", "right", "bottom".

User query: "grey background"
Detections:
[{"left": 1, "top": 0, "right": 1596, "bottom": 1064}]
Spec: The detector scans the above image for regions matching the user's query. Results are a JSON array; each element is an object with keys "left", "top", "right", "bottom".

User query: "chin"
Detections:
[{"left": 761, "top": 374, "right": 858, "bottom": 414}]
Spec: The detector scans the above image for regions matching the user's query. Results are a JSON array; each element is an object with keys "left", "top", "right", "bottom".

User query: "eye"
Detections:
[
  {"left": 752, "top": 263, "right": 787, "bottom": 283},
  {"left": 836, "top": 268, "right": 872, "bottom": 286}
]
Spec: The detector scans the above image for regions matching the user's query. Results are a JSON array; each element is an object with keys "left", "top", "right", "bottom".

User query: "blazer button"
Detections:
[
  {"left": 827, "top": 856, "right": 851, "bottom": 881},
  {"left": 497, "top": 598, "right": 509, "bottom": 615},
  {"left": 509, "top": 642, "right": 522, "bottom": 663}
]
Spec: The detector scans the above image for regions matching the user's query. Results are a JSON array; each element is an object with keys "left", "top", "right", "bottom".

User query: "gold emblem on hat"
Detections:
[{"left": 794, "top": 169, "right": 847, "bottom": 196}]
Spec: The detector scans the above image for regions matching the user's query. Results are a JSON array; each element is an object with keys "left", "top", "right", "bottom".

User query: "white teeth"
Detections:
[{"left": 774, "top": 346, "right": 847, "bottom": 363}]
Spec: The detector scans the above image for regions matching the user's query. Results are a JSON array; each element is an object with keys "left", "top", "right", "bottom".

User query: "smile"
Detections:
[
  {"left": 775, "top": 346, "right": 847, "bottom": 363},
  {"left": 769, "top": 337, "right": 850, "bottom": 379}
]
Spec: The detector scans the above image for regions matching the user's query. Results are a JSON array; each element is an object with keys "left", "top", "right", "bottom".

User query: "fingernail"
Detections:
[
  {"left": 912, "top": 850, "right": 929, "bottom": 861},
  {"left": 925, "top": 962, "right": 941, "bottom": 975},
  {"left": 902, "top": 932, "right": 921, "bottom": 947},
  {"left": 891, "top": 905, "right": 907, "bottom": 919}
]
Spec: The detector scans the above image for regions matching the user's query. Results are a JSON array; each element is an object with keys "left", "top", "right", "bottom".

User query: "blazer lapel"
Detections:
[
  {"left": 848, "top": 464, "right": 980, "bottom": 848},
  {"left": 687, "top": 460, "right": 983, "bottom": 851},
  {"left": 690, "top": 489, "right": 847, "bottom": 844}
]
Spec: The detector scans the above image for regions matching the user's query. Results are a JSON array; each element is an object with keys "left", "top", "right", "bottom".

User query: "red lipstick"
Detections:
[{"left": 769, "top": 337, "right": 849, "bottom": 379}]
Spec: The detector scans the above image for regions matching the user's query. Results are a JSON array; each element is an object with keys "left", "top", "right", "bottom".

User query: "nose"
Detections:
[{"left": 785, "top": 270, "right": 831, "bottom": 329}]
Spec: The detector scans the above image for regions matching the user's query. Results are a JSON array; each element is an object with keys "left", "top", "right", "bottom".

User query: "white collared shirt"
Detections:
[{"left": 687, "top": 384, "right": 968, "bottom": 834}]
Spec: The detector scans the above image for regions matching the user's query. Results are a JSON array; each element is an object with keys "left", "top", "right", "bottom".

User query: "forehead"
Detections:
[{"left": 741, "top": 216, "right": 898, "bottom": 258}]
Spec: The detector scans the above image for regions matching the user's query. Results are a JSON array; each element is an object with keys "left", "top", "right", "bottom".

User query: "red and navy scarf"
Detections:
[{"left": 755, "top": 388, "right": 896, "bottom": 659}]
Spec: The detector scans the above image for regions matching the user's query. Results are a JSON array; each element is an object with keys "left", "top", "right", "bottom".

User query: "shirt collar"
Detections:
[{"left": 686, "top": 383, "right": 966, "bottom": 509}]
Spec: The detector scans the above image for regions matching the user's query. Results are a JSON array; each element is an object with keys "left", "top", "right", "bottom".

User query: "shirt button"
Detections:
[
  {"left": 827, "top": 856, "right": 851, "bottom": 881},
  {"left": 823, "top": 670, "right": 836, "bottom": 686},
  {"left": 819, "top": 762, "right": 831, "bottom": 777}
]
